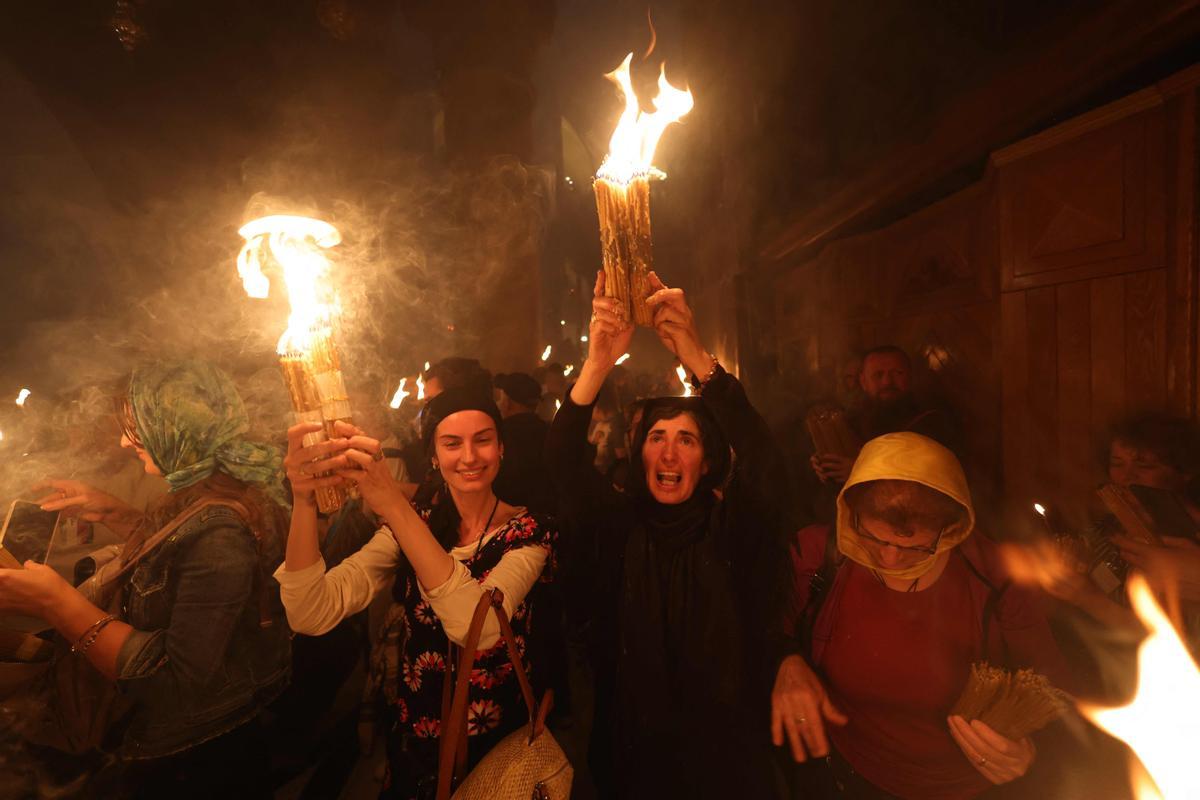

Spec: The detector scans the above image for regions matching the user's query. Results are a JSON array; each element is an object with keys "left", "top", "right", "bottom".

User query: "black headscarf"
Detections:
[
  {"left": 420, "top": 387, "right": 505, "bottom": 454},
  {"left": 619, "top": 395, "right": 744, "bottom": 758},
  {"left": 392, "top": 388, "right": 505, "bottom": 599}
]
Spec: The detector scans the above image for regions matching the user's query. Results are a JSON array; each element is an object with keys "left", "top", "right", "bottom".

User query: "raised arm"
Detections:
[
  {"left": 275, "top": 421, "right": 396, "bottom": 635},
  {"left": 645, "top": 271, "right": 786, "bottom": 493},
  {"left": 548, "top": 270, "right": 634, "bottom": 516}
]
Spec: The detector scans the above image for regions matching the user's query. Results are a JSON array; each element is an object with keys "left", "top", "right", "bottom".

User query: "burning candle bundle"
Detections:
[
  {"left": 593, "top": 53, "right": 693, "bottom": 326},
  {"left": 951, "top": 662, "right": 1068, "bottom": 740},
  {"left": 237, "top": 214, "right": 353, "bottom": 514}
]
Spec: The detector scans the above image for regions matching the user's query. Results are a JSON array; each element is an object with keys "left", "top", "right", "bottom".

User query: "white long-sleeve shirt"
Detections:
[{"left": 274, "top": 518, "right": 549, "bottom": 650}]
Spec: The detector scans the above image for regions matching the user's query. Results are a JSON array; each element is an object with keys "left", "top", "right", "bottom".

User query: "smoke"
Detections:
[{"left": 0, "top": 57, "right": 550, "bottom": 505}]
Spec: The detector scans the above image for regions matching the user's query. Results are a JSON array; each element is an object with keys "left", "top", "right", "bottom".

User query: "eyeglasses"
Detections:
[{"left": 852, "top": 514, "right": 946, "bottom": 555}]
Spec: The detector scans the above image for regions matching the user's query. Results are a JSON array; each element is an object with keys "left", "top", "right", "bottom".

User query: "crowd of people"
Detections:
[{"left": 0, "top": 268, "right": 1197, "bottom": 799}]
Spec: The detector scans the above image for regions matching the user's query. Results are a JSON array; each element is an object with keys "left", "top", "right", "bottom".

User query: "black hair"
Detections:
[
  {"left": 627, "top": 397, "right": 732, "bottom": 502},
  {"left": 1107, "top": 412, "right": 1200, "bottom": 501},
  {"left": 860, "top": 345, "right": 912, "bottom": 371},
  {"left": 423, "top": 357, "right": 493, "bottom": 398}
]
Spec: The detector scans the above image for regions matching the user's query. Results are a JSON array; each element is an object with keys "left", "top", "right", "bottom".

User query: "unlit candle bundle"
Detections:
[{"left": 951, "top": 662, "right": 1068, "bottom": 740}]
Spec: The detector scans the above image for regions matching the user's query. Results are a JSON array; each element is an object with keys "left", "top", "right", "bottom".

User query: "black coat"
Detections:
[
  {"left": 494, "top": 411, "right": 554, "bottom": 515},
  {"left": 548, "top": 369, "right": 793, "bottom": 799}
]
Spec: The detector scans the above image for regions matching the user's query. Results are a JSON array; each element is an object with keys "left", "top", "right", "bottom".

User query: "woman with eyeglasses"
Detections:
[{"left": 775, "top": 432, "right": 1069, "bottom": 799}]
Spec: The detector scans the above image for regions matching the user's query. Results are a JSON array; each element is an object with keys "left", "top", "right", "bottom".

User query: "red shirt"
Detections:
[{"left": 792, "top": 525, "right": 1069, "bottom": 800}]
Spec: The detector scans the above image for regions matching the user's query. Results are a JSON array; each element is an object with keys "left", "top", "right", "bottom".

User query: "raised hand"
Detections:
[
  {"left": 587, "top": 270, "right": 635, "bottom": 368},
  {"left": 283, "top": 422, "right": 349, "bottom": 506},
  {"left": 328, "top": 421, "right": 409, "bottom": 522},
  {"left": 645, "top": 271, "right": 712, "bottom": 379},
  {"left": 570, "top": 271, "right": 636, "bottom": 407}
]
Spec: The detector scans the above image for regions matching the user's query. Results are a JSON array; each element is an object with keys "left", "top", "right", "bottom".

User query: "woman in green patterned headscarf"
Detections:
[
  {"left": 121, "top": 359, "right": 289, "bottom": 510},
  {"left": 1, "top": 360, "right": 291, "bottom": 797}
]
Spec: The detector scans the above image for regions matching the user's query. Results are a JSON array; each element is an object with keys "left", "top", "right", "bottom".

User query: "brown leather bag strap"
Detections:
[
  {"left": 435, "top": 588, "right": 549, "bottom": 799},
  {"left": 489, "top": 590, "right": 537, "bottom": 719},
  {"left": 436, "top": 590, "right": 497, "bottom": 800}
]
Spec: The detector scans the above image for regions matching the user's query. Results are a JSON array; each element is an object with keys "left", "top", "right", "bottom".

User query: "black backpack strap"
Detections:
[
  {"left": 801, "top": 526, "right": 842, "bottom": 653},
  {"left": 957, "top": 548, "right": 1008, "bottom": 661}
]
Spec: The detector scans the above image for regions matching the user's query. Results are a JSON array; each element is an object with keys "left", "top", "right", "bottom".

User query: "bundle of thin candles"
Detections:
[
  {"left": 805, "top": 407, "right": 860, "bottom": 458},
  {"left": 594, "top": 174, "right": 655, "bottom": 326},
  {"left": 951, "top": 662, "right": 1068, "bottom": 740}
]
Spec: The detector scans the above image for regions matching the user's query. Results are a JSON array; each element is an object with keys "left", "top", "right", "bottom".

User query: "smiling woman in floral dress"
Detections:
[{"left": 274, "top": 388, "right": 556, "bottom": 799}]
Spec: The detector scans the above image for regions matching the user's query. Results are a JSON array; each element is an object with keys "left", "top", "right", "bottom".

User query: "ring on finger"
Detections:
[
  {"left": 372, "top": 448, "right": 385, "bottom": 462},
  {"left": 978, "top": 757, "right": 987, "bottom": 766}
]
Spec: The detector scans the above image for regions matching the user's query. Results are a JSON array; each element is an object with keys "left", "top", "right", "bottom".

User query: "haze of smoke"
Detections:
[{"left": 0, "top": 155, "right": 548, "bottom": 505}]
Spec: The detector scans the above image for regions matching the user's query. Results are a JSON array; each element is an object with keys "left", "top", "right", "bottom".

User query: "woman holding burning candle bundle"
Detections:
[
  {"left": 547, "top": 270, "right": 793, "bottom": 799},
  {"left": 778, "top": 432, "right": 1071, "bottom": 799},
  {"left": 0, "top": 360, "right": 291, "bottom": 797},
  {"left": 274, "top": 389, "right": 556, "bottom": 799}
]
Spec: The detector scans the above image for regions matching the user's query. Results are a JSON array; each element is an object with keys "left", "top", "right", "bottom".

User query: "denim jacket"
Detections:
[{"left": 114, "top": 504, "right": 290, "bottom": 759}]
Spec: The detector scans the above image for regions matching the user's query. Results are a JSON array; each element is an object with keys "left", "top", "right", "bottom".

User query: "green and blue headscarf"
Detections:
[{"left": 127, "top": 360, "right": 289, "bottom": 508}]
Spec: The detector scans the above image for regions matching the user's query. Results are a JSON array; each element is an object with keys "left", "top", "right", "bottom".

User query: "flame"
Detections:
[
  {"left": 596, "top": 53, "right": 694, "bottom": 185},
  {"left": 580, "top": 335, "right": 588, "bottom": 342},
  {"left": 1079, "top": 575, "right": 1200, "bottom": 798},
  {"left": 676, "top": 365, "right": 692, "bottom": 397},
  {"left": 1033, "top": 502, "right": 1047, "bottom": 517},
  {"left": 424, "top": 361, "right": 431, "bottom": 372},
  {"left": 389, "top": 378, "right": 410, "bottom": 410},
  {"left": 616, "top": 353, "right": 631, "bottom": 365},
  {"left": 0, "top": 430, "right": 5, "bottom": 442},
  {"left": 14, "top": 389, "right": 30, "bottom": 407},
  {"left": 236, "top": 214, "right": 342, "bottom": 355},
  {"left": 563, "top": 365, "right": 574, "bottom": 377},
  {"left": 541, "top": 345, "right": 553, "bottom": 362},
  {"left": 416, "top": 374, "right": 426, "bottom": 402},
  {"left": 555, "top": 399, "right": 562, "bottom": 412}
]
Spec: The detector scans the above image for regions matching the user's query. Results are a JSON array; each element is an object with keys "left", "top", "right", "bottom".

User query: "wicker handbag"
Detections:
[{"left": 436, "top": 589, "right": 572, "bottom": 800}]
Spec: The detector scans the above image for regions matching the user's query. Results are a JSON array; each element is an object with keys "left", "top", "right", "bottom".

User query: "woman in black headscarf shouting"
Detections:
[{"left": 548, "top": 271, "right": 794, "bottom": 799}]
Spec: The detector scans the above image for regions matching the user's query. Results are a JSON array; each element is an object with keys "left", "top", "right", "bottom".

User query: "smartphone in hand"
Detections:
[{"left": 0, "top": 500, "right": 61, "bottom": 568}]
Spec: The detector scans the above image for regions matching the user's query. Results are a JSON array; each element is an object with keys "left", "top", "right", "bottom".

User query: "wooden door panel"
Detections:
[{"left": 998, "top": 110, "right": 1165, "bottom": 290}]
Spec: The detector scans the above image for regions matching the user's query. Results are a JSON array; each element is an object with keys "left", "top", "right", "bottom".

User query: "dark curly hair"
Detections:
[{"left": 627, "top": 397, "right": 731, "bottom": 503}]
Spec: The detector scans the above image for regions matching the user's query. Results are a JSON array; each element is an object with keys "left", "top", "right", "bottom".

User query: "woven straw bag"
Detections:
[{"left": 436, "top": 589, "right": 572, "bottom": 800}]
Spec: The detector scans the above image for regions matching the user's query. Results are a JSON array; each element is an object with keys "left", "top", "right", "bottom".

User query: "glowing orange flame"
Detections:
[
  {"left": 1034, "top": 502, "right": 1047, "bottom": 517},
  {"left": 14, "top": 389, "right": 30, "bottom": 407},
  {"left": 416, "top": 374, "right": 426, "bottom": 402},
  {"left": 541, "top": 345, "right": 553, "bottom": 362},
  {"left": 389, "top": 378, "right": 410, "bottom": 410},
  {"left": 236, "top": 215, "right": 342, "bottom": 355},
  {"left": 563, "top": 365, "right": 574, "bottom": 377},
  {"left": 676, "top": 365, "right": 692, "bottom": 397},
  {"left": 1079, "top": 575, "right": 1200, "bottom": 798},
  {"left": 615, "top": 353, "right": 631, "bottom": 365},
  {"left": 596, "top": 53, "right": 694, "bottom": 185}
]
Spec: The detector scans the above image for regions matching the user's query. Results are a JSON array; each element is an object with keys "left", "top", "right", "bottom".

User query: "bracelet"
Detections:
[
  {"left": 695, "top": 355, "right": 721, "bottom": 394},
  {"left": 71, "top": 614, "right": 116, "bottom": 656}
]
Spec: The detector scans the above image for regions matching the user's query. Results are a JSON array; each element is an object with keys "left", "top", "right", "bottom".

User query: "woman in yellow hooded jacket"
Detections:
[{"left": 774, "top": 432, "right": 1070, "bottom": 800}]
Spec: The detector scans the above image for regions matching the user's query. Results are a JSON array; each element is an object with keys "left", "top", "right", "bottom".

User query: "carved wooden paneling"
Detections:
[
  {"left": 1056, "top": 281, "right": 1093, "bottom": 503},
  {"left": 997, "top": 108, "right": 1166, "bottom": 290},
  {"left": 1089, "top": 276, "right": 1126, "bottom": 444},
  {"left": 1000, "top": 291, "right": 1032, "bottom": 506},
  {"left": 764, "top": 66, "right": 1199, "bottom": 526}
]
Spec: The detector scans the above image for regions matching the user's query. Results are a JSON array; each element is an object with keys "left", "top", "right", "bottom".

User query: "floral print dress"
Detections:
[{"left": 390, "top": 509, "right": 555, "bottom": 745}]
